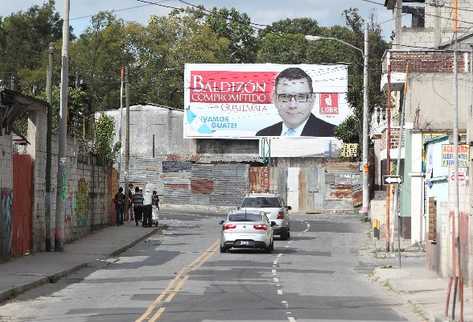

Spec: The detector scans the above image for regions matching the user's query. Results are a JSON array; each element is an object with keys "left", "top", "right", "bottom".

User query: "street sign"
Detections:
[{"left": 383, "top": 175, "right": 403, "bottom": 185}]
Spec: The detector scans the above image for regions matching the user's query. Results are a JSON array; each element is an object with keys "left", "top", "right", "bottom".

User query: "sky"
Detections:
[{"left": 1, "top": 0, "right": 393, "bottom": 38}]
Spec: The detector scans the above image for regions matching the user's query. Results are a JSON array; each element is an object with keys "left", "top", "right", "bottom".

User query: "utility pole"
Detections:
[
  {"left": 118, "top": 66, "right": 124, "bottom": 184},
  {"left": 124, "top": 67, "right": 130, "bottom": 220},
  {"left": 445, "top": 3, "right": 463, "bottom": 319},
  {"left": 386, "top": 64, "right": 392, "bottom": 252},
  {"left": 392, "top": 65, "right": 409, "bottom": 267},
  {"left": 55, "top": 0, "right": 70, "bottom": 251},
  {"left": 361, "top": 25, "right": 370, "bottom": 215},
  {"left": 45, "top": 43, "right": 54, "bottom": 251}
]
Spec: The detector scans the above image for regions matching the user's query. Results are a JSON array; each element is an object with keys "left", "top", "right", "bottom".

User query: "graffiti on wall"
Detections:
[
  {"left": 0, "top": 189, "right": 13, "bottom": 257},
  {"left": 75, "top": 178, "right": 89, "bottom": 226}
]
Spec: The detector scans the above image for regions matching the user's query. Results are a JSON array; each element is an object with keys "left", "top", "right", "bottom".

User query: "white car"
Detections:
[
  {"left": 220, "top": 211, "right": 275, "bottom": 253},
  {"left": 239, "top": 193, "right": 291, "bottom": 240}
]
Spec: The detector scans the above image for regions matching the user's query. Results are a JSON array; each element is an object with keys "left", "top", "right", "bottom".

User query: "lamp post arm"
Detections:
[{"left": 321, "top": 37, "right": 364, "bottom": 56}]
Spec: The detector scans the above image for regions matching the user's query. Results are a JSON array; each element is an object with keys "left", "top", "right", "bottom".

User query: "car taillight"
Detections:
[
  {"left": 253, "top": 224, "right": 268, "bottom": 231},
  {"left": 277, "top": 211, "right": 284, "bottom": 219},
  {"left": 223, "top": 223, "right": 236, "bottom": 230}
]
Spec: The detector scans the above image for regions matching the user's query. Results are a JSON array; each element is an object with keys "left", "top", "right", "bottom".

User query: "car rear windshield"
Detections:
[
  {"left": 241, "top": 197, "right": 281, "bottom": 208},
  {"left": 228, "top": 213, "right": 262, "bottom": 222}
]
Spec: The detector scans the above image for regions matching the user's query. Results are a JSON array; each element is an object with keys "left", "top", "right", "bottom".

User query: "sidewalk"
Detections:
[
  {"left": 368, "top": 244, "right": 473, "bottom": 322},
  {"left": 0, "top": 222, "right": 159, "bottom": 303}
]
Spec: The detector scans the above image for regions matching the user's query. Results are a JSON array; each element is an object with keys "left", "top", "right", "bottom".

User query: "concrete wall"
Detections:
[
  {"left": 28, "top": 125, "right": 115, "bottom": 252},
  {"left": 405, "top": 73, "right": 471, "bottom": 130}
]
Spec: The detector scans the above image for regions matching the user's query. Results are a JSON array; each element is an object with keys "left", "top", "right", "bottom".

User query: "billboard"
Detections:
[{"left": 184, "top": 64, "right": 349, "bottom": 139}]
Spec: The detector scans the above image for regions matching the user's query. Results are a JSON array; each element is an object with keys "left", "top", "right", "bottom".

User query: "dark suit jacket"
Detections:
[{"left": 255, "top": 114, "right": 336, "bottom": 137}]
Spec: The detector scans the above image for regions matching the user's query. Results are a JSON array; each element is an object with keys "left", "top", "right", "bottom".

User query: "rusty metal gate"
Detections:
[
  {"left": 249, "top": 167, "right": 270, "bottom": 193},
  {"left": 11, "top": 153, "right": 33, "bottom": 256}
]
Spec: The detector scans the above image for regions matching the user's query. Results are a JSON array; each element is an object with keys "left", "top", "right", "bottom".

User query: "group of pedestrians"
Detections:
[{"left": 113, "top": 184, "right": 160, "bottom": 227}]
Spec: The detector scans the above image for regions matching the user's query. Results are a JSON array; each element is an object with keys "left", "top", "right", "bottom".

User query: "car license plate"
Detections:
[{"left": 240, "top": 241, "right": 250, "bottom": 245}]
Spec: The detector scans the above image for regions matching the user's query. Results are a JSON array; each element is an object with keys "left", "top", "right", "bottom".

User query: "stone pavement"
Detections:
[
  {"left": 367, "top": 242, "right": 473, "bottom": 322},
  {"left": 0, "top": 221, "right": 159, "bottom": 303}
]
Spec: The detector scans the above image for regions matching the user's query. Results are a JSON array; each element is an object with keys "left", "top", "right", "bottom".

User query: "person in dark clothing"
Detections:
[
  {"left": 132, "top": 187, "right": 144, "bottom": 226},
  {"left": 152, "top": 191, "right": 160, "bottom": 210},
  {"left": 127, "top": 183, "right": 134, "bottom": 221},
  {"left": 113, "top": 187, "right": 125, "bottom": 225}
]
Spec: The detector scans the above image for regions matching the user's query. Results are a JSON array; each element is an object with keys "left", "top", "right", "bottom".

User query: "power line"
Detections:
[
  {"left": 70, "top": 3, "right": 159, "bottom": 21},
  {"left": 176, "top": 0, "right": 270, "bottom": 28}
]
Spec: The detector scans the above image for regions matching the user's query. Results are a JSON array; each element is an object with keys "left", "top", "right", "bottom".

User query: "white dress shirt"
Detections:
[{"left": 281, "top": 118, "right": 309, "bottom": 137}]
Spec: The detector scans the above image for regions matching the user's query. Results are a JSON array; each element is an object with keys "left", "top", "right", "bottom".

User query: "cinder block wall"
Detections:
[{"left": 30, "top": 133, "right": 114, "bottom": 251}]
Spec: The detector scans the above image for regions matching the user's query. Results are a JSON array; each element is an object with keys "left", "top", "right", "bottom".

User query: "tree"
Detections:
[
  {"left": 94, "top": 113, "right": 118, "bottom": 164},
  {"left": 70, "top": 12, "right": 129, "bottom": 112},
  {"left": 0, "top": 1, "right": 66, "bottom": 94},
  {"left": 206, "top": 8, "right": 258, "bottom": 63},
  {"left": 138, "top": 8, "right": 230, "bottom": 108}
]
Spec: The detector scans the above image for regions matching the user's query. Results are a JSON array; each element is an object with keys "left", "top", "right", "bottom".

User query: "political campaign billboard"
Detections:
[{"left": 184, "top": 64, "right": 349, "bottom": 139}]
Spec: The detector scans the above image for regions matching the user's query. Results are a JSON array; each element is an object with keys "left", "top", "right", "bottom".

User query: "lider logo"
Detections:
[
  {"left": 189, "top": 71, "right": 277, "bottom": 104},
  {"left": 319, "top": 93, "right": 339, "bottom": 115}
]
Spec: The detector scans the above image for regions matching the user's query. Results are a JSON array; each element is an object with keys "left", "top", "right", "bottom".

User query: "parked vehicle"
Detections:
[
  {"left": 219, "top": 210, "right": 274, "bottom": 253},
  {"left": 239, "top": 193, "right": 291, "bottom": 240}
]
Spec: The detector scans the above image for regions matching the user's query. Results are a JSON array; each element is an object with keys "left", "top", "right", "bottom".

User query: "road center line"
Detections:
[
  {"left": 148, "top": 307, "right": 166, "bottom": 322},
  {"left": 136, "top": 240, "right": 219, "bottom": 322}
]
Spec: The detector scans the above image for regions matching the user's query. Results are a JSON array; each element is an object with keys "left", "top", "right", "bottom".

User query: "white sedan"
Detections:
[{"left": 219, "top": 211, "right": 275, "bottom": 253}]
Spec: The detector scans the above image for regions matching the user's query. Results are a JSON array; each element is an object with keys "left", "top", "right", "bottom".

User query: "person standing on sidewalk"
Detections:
[
  {"left": 142, "top": 188, "right": 153, "bottom": 227},
  {"left": 132, "top": 186, "right": 144, "bottom": 226},
  {"left": 113, "top": 187, "right": 125, "bottom": 225},
  {"left": 127, "top": 183, "right": 134, "bottom": 222},
  {"left": 151, "top": 190, "right": 160, "bottom": 227}
]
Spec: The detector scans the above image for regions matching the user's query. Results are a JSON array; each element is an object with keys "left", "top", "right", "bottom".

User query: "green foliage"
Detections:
[
  {"left": 94, "top": 113, "right": 117, "bottom": 163},
  {"left": 4, "top": 3, "right": 388, "bottom": 159},
  {"left": 0, "top": 1, "right": 65, "bottom": 93},
  {"left": 206, "top": 8, "right": 257, "bottom": 63},
  {"left": 334, "top": 114, "right": 359, "bottom": 143},
  {"left": 35, "top": 86, "right": 90, "bottom": 137}
]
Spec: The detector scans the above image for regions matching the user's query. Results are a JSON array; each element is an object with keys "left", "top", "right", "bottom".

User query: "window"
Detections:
[
  {"left": 228, "top": 213, "right": 262, "bottom": 222},
  {"left": 241, "top": 197, "right": 281, "bottom": 208}
]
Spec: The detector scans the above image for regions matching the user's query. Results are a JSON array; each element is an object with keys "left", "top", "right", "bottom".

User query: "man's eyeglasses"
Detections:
[{"left": 276, "top": 93, "right": 313, "bottom": 103}]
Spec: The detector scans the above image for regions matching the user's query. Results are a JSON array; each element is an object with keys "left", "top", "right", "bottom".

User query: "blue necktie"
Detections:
[{"left": 286, "top": 128, "right": 296, "bottom": 136}]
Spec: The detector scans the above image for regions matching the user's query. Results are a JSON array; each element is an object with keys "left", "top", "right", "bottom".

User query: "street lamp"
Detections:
[{"left": 305, "top": 25, "right": 369, "bottom": 216}]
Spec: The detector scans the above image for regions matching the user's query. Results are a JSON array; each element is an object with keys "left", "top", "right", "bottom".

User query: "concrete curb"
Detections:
[
  {"left": 370, "top": 267, "right": 431, "bottom": 322},
  {"left": 0, "top": 227, "right": 160, "bottom": 304}
]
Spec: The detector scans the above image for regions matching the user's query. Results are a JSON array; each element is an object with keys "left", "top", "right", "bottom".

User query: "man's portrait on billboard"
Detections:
[{"left": 256, "top": 67, "right": 336, "bottom": 137}]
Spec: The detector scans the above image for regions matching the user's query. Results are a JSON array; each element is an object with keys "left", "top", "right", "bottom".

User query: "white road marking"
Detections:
[
  {"left": 273, "top": 277, "right": 279, "bottom": 283},
  {"left": 277, "top": 253, "right": 283, "bottom": 258},
  {"left": 277, "top": 289, "right": 283, "bottom": 295},
  {"left": 281, "top": 300, "right": 289, "bottom": 308},
  {"left": 276, "top": 284, "right": 281, "bottom": 287},
  {"left": 286, "top": 311, "right": 292, "bottom": 315},
  {"left": 272, "top": 269, "right": 277, "bottom": 274},
  {"left": 285, "top": 245, "right": 290, "bottom": 248},
  {"left": 288, "top": 317, "right": 296, "bottom": 322}
]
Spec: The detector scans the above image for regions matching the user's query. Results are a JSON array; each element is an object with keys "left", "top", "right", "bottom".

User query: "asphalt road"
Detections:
[{"left": 0, "top": 212, "right": 417, "bottom": 322}]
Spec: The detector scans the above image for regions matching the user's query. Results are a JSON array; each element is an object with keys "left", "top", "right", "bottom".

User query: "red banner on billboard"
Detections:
[
  {"left": 189, "top": 71, "right": 277, "bottom": 104},
  {"left": 319, "top": 93, "right": 339, "bottom": 115}
]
